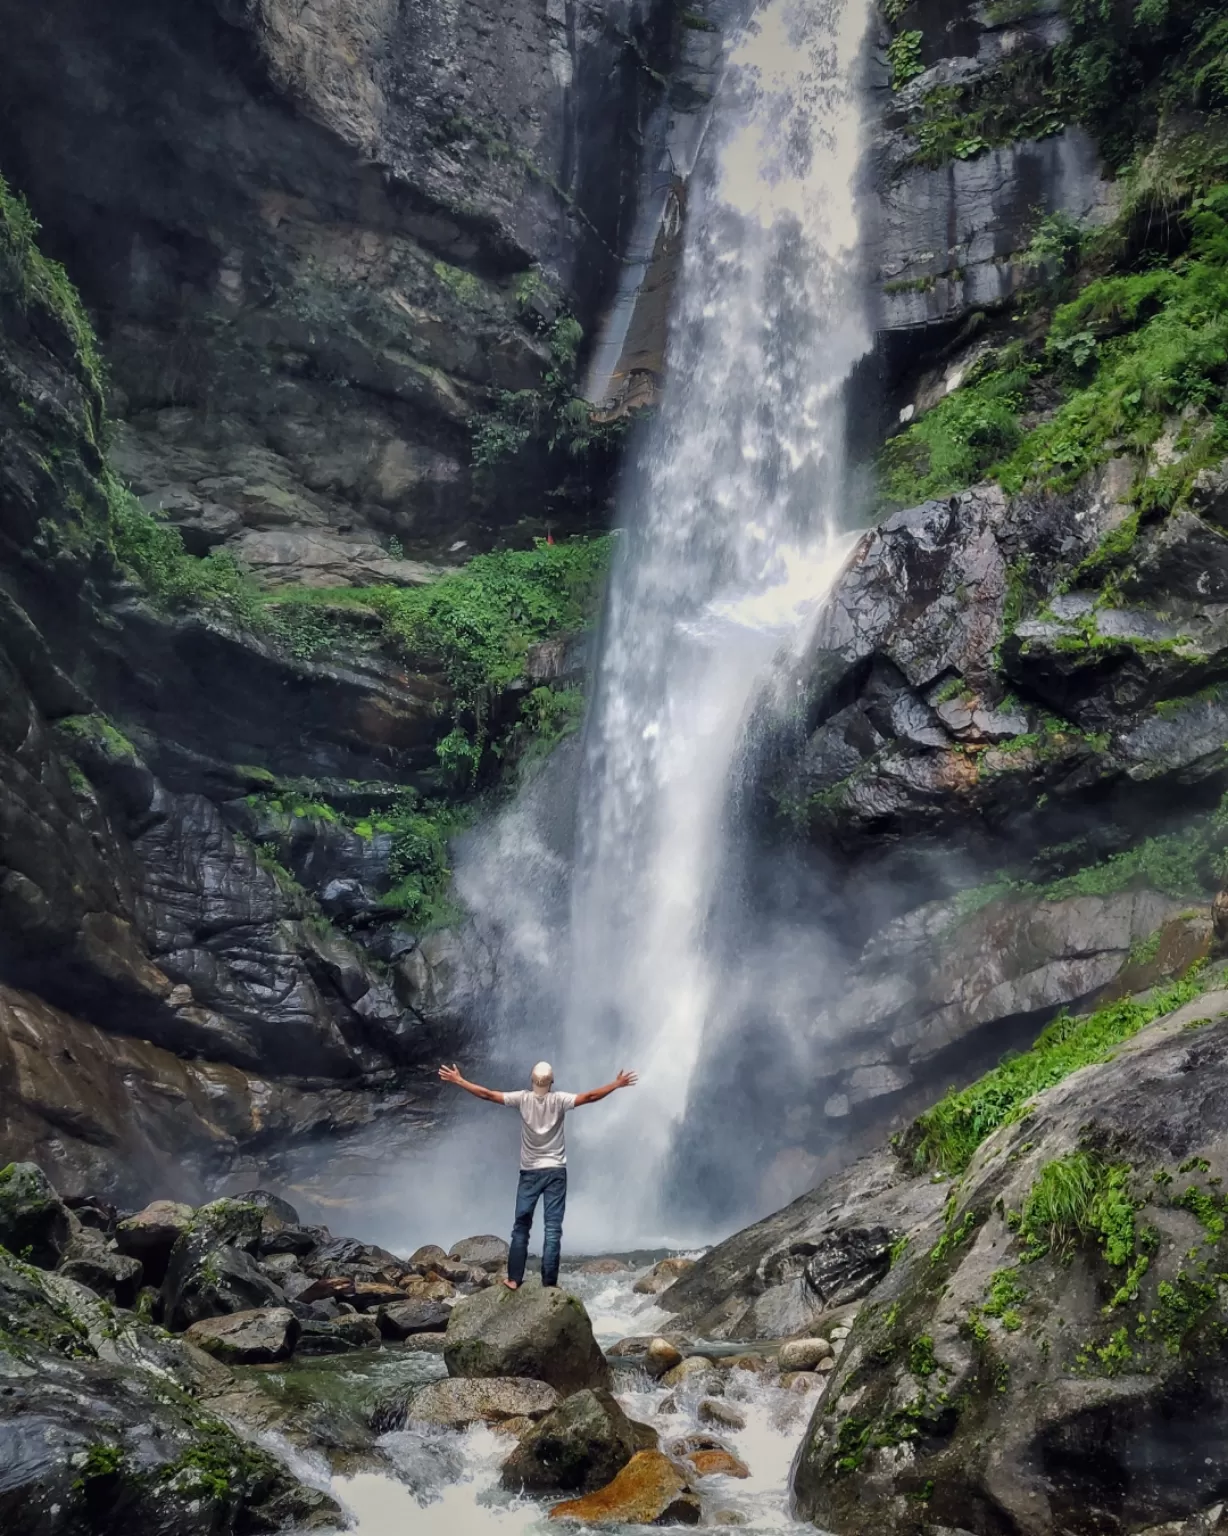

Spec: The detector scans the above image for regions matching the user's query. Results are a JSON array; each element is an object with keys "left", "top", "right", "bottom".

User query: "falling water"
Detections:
[{"left": 551, "top": 0, "right": 873, "bottom": 1244}]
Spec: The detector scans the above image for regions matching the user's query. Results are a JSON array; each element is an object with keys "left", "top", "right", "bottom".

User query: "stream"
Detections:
[{"left": 258, "top": 1256, "right": 824, "bottom": 1534}]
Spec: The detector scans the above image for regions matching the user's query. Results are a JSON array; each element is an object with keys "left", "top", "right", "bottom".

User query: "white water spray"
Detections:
[{"left": 552, "top": 0, "right": 873, "bottom": 1244}]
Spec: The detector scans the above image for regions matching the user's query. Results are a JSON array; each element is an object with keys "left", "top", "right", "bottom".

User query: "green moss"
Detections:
[
  {"left": 432, "top": 259, "right": 487, "bottom": 307},
  {"left": 0, "top": 171, "right": 105, "bottom": 418},
  {"left": 681, "top": 9, "right": 718, "bottom": 28},
  {"left": 72, "top": 1443, "right": 126, "bottom": 1493},
  {"left": 930, "top": 1209, "right": 980, "bottom": 1264},
  {"left": 833, "top": 1415, "right": 872, "bottom": 1474},
  {"left": 983, "top": 1267, "right": 1027, "bottom": 1331},
  {"left": 1175, "top": 1183, "right": 1228, "bottom": 1239},
  {"left": 57, "top": 712, "right": 138, "bottom": 762},
  {"left": 908, "top": 1334, "right": 937, "bottom": 1376},
  {"left": 901, "top": 53, "right": 1066, "bottom": 172},
  {"left": 907, "top": 966, "right": 1209, "bottom": 1173}
]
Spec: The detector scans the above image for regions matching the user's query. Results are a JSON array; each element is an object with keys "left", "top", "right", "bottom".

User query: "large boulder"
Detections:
[
  {"left": 114, "top": 1200, "right": 195, "bottom": 1283},
  {"left": 445, "top": 1281, "right": 609, "bottom": 1395},
  {"left": 448, "top": 1235, "right": 509, "bottom": 1273},
  {"left": 185, "top": 1307, "right": 300, "bottom": 1364},
  {"left": 379, "top": 1297, "right": 451, "bottom": 1339},
  {"left": 791, "top": 994, "right": 1228, "bottom": 1536},
  {"left": 57, "top": 1233, "right": 143, "bottom": 1306},
  {"left": 161, "top": 1229, "right": 287, "bottom": 1331},
  {"left": 190, "top": 1199, "right": 263, "bottom": 1253},
  {"left": 548, "top": 1450, "right": 701, "bottom": 1525},
  {"left": 500, "top": 1388, "right": 657, "bottom": 1493},
  {"left": 405, "top": 1377, "right": 561, "bottom": 1430},
  {"left": 0, "top": 1163, "right": 73, "bottom": 1268},
  {"left": 240, "top": 1190, "right": 301, "bottom": 1231}
]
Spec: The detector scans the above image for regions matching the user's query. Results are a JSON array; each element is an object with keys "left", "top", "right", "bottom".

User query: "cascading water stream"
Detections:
[{"left": 550, "top": 0, "right": 872, "bottom": 1244}]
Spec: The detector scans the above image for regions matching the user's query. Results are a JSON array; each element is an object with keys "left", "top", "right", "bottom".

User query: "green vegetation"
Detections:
[
  {"left": 887, "top": 30, "right": 925, "bottom": 89},
  {"left": 908, "top": 1334, "right": 937, "bottom": 1376},
  {"left": 903, "top": 53, "right": 1065, "bottom": 170},
  {"left": 0, "top": 171, "right": 105, "bottom": 414},
  {"left": 879, "top": 184, "right": 1228, "bottom": 511},
  {"left": 878, "top": 349, "right": 1032, "bottom": 505},
  {"left": 72, "top": 1443, "right": 126, "bottom": 1493},
  {"left": 906, "top": 966, "right": 1209, "bottom": 1173},
  {"left": 983, "top": 1267, "right": 1027, "bottom": 1330},
  {"left": 56, "top": 712, "right": 138, "bottom": 763},
  {"left": 471, "top": 314, "right": 628, "bottom": 472},
  {"left": 1017, "top": 1151, "right": 1136, "bottom": 1264},
  {"left": 930, "top": 1209, "right": 979, "bottom": 1264}
]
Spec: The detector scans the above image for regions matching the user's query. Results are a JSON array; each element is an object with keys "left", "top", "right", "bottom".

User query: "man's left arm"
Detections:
[{"left": 573, "top": 1069, "right": 638, "bottom": 1107}]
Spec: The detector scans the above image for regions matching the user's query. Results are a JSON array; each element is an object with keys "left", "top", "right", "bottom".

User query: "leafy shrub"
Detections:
[{"left": 888, "top": 30, "right": 925, "bottom": 88}]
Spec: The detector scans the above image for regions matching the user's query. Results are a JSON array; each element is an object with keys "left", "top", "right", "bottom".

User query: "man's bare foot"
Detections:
[{"left": 501, "top": 1277, "right": 520, "bottom": 1290}]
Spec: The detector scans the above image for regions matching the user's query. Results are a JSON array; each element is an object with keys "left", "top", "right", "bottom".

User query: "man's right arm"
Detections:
[{"left": 438, "top": 1063, "right": 505, "bottom": 1104}]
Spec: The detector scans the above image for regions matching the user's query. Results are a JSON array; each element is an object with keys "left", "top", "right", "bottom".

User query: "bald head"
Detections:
[{"left": 531, "top": 1061, "right": 553, "bottom": 1094}]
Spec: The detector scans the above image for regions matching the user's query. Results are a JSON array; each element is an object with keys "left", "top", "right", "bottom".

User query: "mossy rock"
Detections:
[
  {"left": 0, "top": 1162, "right": 73, "bottom": 1268},
  {"left": 444, "top": 1280, "right": 610, "bottom": 1396}
]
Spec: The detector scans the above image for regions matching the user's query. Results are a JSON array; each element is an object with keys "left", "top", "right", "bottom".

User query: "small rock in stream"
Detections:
[
  {"left": 632, "top": 1256, "right": 696, "bottom": 1295},
  {"left": 501, "top": 1387, "right": 657, "bottom": 1493},
  {"left": 548, "top": 1449, "right": 701, "bottom": 1525},
  {"left": 698, "top": 1397, "right": 746, "bottom": 1431},
  {"left": 185, "top": 1305, "right": 300, "bottom": 1363},
  {"left": 777, "top": 1337, "right": 833, "bottom": 1371}
]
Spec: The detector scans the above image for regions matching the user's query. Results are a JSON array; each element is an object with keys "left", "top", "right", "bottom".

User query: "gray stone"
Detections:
[
  {"left": 445, "top": 1280, "right": 609, "bottom": 1395},
  {"left": 407, "top": 1376, "right": 561, "bottom": 1430},
  {"left": 379, "top": 1297, "right": 452, "bottom": 1339},
  {"left": 185, "top": 1306, "right": 300, "bottom": 1364},
  {"left": 57, "top": 1235, "right": 143, "bottom": 1307},
  {"left": 777, "top": 1338, "right": 834, "bottom": 1372},
  {"left": 161, "top": 1229, "right": 288, "bottom": 1332},
  {"left": 448, "top": 1234, "right": 510, "bottom": 1273},
  {"left": 632, "top": 1257, "right": 696, "bottom": 1295}
]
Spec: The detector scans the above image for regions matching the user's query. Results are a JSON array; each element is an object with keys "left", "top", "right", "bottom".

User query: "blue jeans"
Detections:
[{"left": 508, "top": 1167, "right": 567, "bottom": 1287}]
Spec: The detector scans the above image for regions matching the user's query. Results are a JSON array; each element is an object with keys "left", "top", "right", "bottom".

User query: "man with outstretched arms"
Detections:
[{"left": 437, "top": 1059, "right": 638, "bottom": 1288}]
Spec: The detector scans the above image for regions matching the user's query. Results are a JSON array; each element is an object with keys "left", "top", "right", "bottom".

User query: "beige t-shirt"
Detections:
[{"left": 503, "top": 1089, "right": 577, "bottom": 1170}]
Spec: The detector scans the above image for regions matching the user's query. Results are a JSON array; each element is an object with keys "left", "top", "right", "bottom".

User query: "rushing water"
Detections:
[
  {"left": 552, "top": 0, "right": 871, "bottom": 1244},
  {"left": 273, "top": 1259, "right": 825, "bottom": 1535},
  {"left": 401, "top": 0, "right": 873, "bottom": 1253}
]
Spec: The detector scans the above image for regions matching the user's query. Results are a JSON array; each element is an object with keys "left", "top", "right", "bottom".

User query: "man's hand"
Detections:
[
  {"left": 438, "top": 1063, "right": 504, "bottom": 1103},
  {"left": 575, "top": 1069, "right": 639, "bottom": 1108}
]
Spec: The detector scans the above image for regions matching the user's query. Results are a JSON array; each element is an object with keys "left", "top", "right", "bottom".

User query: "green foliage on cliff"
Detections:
[
  {"left": 879, "top": 351, "right": 1032, "bottom": 504},
  {"left": 887, "top": 31, "right": 925, "bottom": 89},
  {"left": 379, "top": 792, "right": 474, "bottom": 927},
  {"left": 880, "top": 184, "right": 1228, "bottom": 509},
  {"left": 1017, "top": 1151, "right": 1136, "bottom": 1264},
  {"left": 0, "top": 171, "right": 105, "bottom": 416},
  {"left": 907, "top": 966, "right": 1208, "bottom": 1173}
]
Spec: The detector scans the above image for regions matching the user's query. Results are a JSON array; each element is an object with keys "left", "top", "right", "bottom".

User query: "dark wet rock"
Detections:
[
  {"left": 0, "top": 1248, "right": 336, "bottom": 1535},
  {"left": 659, "top": 1149, "right": 947, "bottom": 1340},
  {"left": 64, "top": 1195, "right": 117, "bottom": 1234},
  {"left": 161, "top": 1228, "right": 288, "bottom": 1332},
  {"left": 57, "top": 1233, "right": 143, "bottom": 1307},
  {"left": 185, "top": 1306, "right": 300, "bottom": 1364},
  {"left": 404, "top": 1376, "right": 561, "bottom": 1431},
  {"left": 260, "top": 1224, "right": 323, "bottom": 1258},
  {"left": 0, "top": 1162, "right": 73, "bottom": 1268},
  {"left": 379, "top": 1297, "right": 452, "bottom": 1339},
  {"left": 445, "top": 1280, "right": 610, "bottom": 1395},
  {"left": 448, "top": 1234, "right": 510, "bottom": 1273},
  {"left": 190, "top": 1198, "right": 264, "bottom": 1253},
  {"left": 802, "top": 1226, "right": 894, "bottom": 1309},
  {"left": 501, "top": 1387, "right": 658, "bottom": 1493},
  {"left": 791, "top": 982, "right": 1228, "bottom": 1536},
  {"left": 239, "top": 1189, "right": 301, "bottom": 1231},
  {"left": 548, "top": 1449, "right": 701, "bottom": 1526}
]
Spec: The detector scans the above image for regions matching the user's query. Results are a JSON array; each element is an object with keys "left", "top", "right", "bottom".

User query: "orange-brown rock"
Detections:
[
  {"left": 548, "top": 1450, "right": 700, "bottom": 1525},
  {"left": 683, "top": 1449, "right": 750, "bottom": 1480}
]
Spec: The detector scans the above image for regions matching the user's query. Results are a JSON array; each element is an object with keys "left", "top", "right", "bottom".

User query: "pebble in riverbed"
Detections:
[
  {"left": 777, "top": 1337, "right": 833, "bottom": 1372},
  {"left": 698, "top": 1397, "right": 746, "bottom": 1431}
]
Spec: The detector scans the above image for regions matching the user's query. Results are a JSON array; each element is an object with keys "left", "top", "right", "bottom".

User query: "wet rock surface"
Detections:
[
  {"left": 548, "top": 1448, "right": 702, "bottom": 1526},
  {"left": 500, "top": 1386, "right": 658, "bottom": 1493},
  {"left": 445, "top": 1278, "right": 611, "bottom": 1395}
]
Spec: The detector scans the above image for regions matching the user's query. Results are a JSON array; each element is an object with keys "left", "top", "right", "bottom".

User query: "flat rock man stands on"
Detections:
[{"left": 438, "top": 1059, "right": 638, "bottom": 1287}]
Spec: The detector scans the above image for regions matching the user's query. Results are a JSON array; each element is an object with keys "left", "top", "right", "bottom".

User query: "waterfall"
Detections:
[
  {"left": 445, "top": 0, "right": 872, "bottom": 1251},
  {"left": 554, "top": 0, "right": 872, "bottom": 1245}
]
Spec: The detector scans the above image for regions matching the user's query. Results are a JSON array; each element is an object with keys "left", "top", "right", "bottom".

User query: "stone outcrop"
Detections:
[
  {"left": 444, "top": 1280, "right": 610, "bottom": 1395},
  {"left": 0, "top": 1247, "right": 338, "bottom": 1535},
  {"left": 405, "top": 1376, "right": 562, "bottom": 1430},
  {"left": 791, "top": 981, "right": 1228, "bottom": 1536}
]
